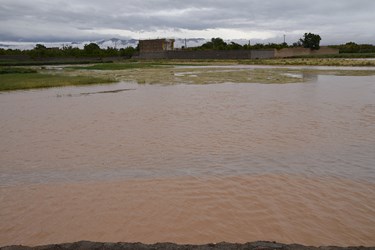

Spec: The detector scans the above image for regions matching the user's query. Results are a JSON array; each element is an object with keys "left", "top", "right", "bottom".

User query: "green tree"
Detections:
[
  {"left": 198, "top": 37, "right": 228, "bottom": 50},
  {"left": 83, "top": 43, "right": 101, "bottom": 56},
  {"left": 211, "top": 37, "right": 227, "bottom": 50},
  {"left": 299, "top": 33, "right": 321, "bottom": 50},
  {"left": 29, "top": 43, "right": 48, "bottom": 58},
  {"left": 35, "top": 44, "right": 47, "bottom": 50},
  {"left": 120, "top": 46, "right": 136, "bottom": 58},
  {"left": 200, "top": 41, "right": 213, "bottom": 50},
  {"left": 105, "top": 47, "right": 119, "bottom": 56},
  {"left": 227, "top": 42, "right": 243, "bottom": 50}
]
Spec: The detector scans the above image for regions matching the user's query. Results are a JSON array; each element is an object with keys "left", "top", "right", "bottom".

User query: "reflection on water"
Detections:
[{"left": 0, "top": 68, "right": 375, "bottom": 247}]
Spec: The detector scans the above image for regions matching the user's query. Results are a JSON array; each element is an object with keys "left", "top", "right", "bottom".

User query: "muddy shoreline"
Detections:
[{"left": 1, "top": 241, "right": 373, "bottom": 250}]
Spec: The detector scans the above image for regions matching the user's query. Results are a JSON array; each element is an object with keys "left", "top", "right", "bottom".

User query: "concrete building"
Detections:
[{"left": 139, "top": 39, "right": 175, "bottom": 52}]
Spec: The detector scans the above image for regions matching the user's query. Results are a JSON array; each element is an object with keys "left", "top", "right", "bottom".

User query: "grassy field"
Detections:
[
  {"left": 0, "top": 57, "right": 120, "bottom": 67},
  {"left": 0, "top": 68, "right": 115, "bottom": 91},
  {"left": 241, "top": 58, "right": 375, "bottom": 66},
  {"left": 292, "top": 53, "right": 375, "bottom": 58},
  {"left": 0, "top": 67, "right": 37, "bottom": 74}
]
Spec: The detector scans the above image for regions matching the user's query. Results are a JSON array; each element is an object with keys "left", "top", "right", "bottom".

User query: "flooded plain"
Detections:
[{"left": 1, "top": 66, "right": 375, "bottom": 247}]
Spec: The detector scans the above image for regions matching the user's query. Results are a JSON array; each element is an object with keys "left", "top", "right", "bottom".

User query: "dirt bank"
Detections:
[{"left": 1, "top": 241, "right": 373, "bottom": 250}]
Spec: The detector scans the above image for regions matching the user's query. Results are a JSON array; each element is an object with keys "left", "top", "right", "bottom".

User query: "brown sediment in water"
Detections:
[
  {"left": 1, "top": 71, "right": 374, "bottom": 248},
  {"left": 2, "top": 241, "right": 374, "bottom": 250},
  {"left": 1, "top": 175, "right": 374, "bottom": 247}
]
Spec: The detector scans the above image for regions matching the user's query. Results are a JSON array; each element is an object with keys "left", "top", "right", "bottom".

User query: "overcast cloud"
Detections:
[{"left": 1, "top": 0, "right": 375, "bottom": 44}]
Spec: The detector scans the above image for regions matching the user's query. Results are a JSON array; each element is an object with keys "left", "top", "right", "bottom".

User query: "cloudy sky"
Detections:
[{"left": 1, "top": 0, "right": 375, "bottom": 44}]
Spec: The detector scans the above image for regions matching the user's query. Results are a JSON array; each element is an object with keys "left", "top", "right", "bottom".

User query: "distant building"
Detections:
[{"left": 139, "top": 39, "right": 175, "bottom": 52}]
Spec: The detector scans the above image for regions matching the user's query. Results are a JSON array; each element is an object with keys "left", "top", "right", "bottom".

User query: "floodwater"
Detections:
[{"left": 1, "top": 67, "right": 375, "bottom": 247}]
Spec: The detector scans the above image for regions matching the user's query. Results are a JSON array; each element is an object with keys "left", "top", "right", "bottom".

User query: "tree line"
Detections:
[
  {"left": 192, "top": 33, "right": 375, "bottom": 53},
  {"left": 330, "top": 42, "right": 375, "bottom": 53},
  {"left": 0, "top": 43, "right": 138, "bottom": 58},
  {"left": 192, "top": 37, "right": 288, "bottom": 51},
  {"left": 193, "top": 33, "right": 322, "bottom": 50}
]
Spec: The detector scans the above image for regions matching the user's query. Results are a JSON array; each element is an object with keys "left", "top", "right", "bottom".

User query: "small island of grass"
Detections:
[{"left": 0, "top": 67, "right": 115, "bottom": 91}]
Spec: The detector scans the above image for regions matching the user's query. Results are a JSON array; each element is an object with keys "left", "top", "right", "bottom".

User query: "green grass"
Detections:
[
  {"left": 292, "top": 53, "right": 375, "bottom": 58},
  {"left": 240, "top": 58, "right": 375, "bottom": 66},
  {"left": 0, "top": 67, "right": 37, "bottom": 74},
  {"left": 0, "top": 59, "right": 114, "bottom": 67},
  {"left": 0, "top": 72, "right": 115, "bottom": 91}
]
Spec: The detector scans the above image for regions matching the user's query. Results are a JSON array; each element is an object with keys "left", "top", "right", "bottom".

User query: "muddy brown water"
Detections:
[{"left": 0, "top": 68, "right": 375, "bottom": 247}]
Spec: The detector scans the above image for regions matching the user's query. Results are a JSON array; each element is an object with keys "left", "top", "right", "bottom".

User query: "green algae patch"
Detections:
[
  {"left": 170, "top": 68, "right": 304, "bottom": 84},
  {"left": 75, "top": 67, "right": 306, "bottom": 85},
  {"left": 67, "top": 59, "right": 375, "bottom": 85},
  {"left": 67, "top": 64, "right": 375, "bottom": 86}
]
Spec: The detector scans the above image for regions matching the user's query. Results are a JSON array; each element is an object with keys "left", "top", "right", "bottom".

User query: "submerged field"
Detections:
[
  {"left": 0, "top": 58, "right": 375, "bottom": 91},
  {"left": 1, "top": 58, "right": 375, "bottom": 91}
]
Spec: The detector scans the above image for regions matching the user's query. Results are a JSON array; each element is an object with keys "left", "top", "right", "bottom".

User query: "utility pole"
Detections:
[{"left": 283, "top": 34, "right": 286, "bottom": 44}]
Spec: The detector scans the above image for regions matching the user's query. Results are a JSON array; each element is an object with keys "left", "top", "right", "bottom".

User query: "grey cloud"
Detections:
[{"left": 1, "top": 0, "right": 374, "bottom": 44}]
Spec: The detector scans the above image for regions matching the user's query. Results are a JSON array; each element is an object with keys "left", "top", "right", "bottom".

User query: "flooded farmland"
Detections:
[{"left": 0, "top": 65, "right": 375, "bottom": 247}]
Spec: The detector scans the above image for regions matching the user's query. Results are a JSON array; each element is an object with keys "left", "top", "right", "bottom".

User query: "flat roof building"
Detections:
[{"left": 139, "top": 39, "right": 175, "bottom": 52}]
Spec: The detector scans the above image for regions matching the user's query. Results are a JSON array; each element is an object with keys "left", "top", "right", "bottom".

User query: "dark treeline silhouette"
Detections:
[
  {"left": 193, "top": 34, "right": 321, "bottom": 50},
  {"left": 330, "top": 42, "right": 375, "bottom": 53},
  {"left": 190, "top": 35, "right": 375, "bottom": 53},
  {"left": 191, "top": 37, "right": 289, "bottom": 51},
  {"left": 0, "top": 43, "right": 138, "bottom": 58},
  {"left": 191, "top": 33, "right": 375, "bottom": 53}
]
